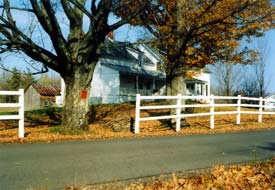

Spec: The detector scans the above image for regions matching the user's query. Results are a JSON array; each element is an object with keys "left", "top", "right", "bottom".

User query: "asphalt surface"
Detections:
[{"left": 1, "top": 129, "right": 275, "bottom": 190}]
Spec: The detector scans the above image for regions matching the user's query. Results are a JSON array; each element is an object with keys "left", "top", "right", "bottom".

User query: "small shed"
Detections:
[
  {"left": 24, "top": 83, "right": 61, "bottom": 111},
  {"left": 264, "top": 94, "right": 275, "bottom": 111}
]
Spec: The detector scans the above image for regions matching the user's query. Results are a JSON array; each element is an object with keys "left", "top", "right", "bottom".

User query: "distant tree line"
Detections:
[
  {"left": 210, "top": 61, "right": 269, "bottom": 98},
  {"left": 209, "top": 37, "right": 271, "bottom": 98}
]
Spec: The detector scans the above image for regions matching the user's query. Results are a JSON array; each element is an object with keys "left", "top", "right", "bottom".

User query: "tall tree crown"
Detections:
[{"left": 119, "top": 0, "right": 275, "bottom": 76}]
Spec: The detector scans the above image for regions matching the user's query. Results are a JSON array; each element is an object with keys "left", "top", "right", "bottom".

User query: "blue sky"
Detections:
[
  {"left": 253, "top": 30, "right": 275, "bottom": 93},
  {"left": 207, "top": 29, "right": 275, "bottom": 94}
]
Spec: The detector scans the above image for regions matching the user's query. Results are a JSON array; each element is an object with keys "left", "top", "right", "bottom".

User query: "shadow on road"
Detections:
[{"left": 257, "top": 142, "right": 275, "bottom": 151}]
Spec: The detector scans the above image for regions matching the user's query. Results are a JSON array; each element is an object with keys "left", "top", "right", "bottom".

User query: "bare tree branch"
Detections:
[
  {"left": 0, "top": 61, "right": 48, "bottom": 75},
  {"left": 41, "top": 0, "right": 70, "bottom": 60},
  {"left": 67, "top": 0, "right": 95, "bottom": 20},
  {"left": 91, "top": 0, "right": 97, "bottom": 16},
  {"left": 0, "top": 5, "right": 33, "bottom": 12},
  {"left": 61, "top": 0, "right": 77, "bottom": 24},
  {"left": 109, "top": 1, "right": 153, "bottom": 32}
]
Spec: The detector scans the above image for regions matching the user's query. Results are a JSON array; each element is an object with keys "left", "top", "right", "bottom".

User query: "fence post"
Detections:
[
  {"left": 135, "top": 94, "right": 141, "bottom": 134},
  {"left": 18, "top": 89, "right": 24, "bottom": 138},
  {"left": 258, "top": 97, "right": 263, "bottom": 123},
  {"left": 176, "top": 94, "right": 181, "bottom": 132},
  {"left": 236, "top": 95, "right": 241, "bottom": 125},
  {"left": 210, "top": 95, "right": 214, "bottom": 129}
]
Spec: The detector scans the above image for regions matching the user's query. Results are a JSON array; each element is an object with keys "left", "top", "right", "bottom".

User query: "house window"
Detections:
[
  {"left": 139, "top": 82, "right": 143, "bottom": 90},
  {"left": 138, "top": 78, "right": 144, "bottom": 90},
  {"left": 44, "top": 100, "right": 50, "bottom": 107},
  {"left": 186, "top": 83, "right": 194, "bottom": 91}
]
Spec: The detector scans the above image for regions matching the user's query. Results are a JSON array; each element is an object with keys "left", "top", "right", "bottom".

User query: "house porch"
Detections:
[{"left": 119, "top": 73, "right": 165, "bottom": 102}]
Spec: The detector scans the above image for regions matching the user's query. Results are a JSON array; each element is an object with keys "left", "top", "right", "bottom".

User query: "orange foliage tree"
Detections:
[{"left": 125, "top": 0, "right": 275, "bottom": 96}]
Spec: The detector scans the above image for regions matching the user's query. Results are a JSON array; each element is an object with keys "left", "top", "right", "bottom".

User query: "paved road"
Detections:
[{"left": 1, "top": 130, "right": 275, "bottom": 190}]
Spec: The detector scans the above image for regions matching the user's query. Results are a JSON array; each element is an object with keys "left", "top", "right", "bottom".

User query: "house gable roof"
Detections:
[
  {"left": 185, "top": 78, "right": 207, "bottom": 84},
  {"left": 99, "top": 40, "right": 138, "bottom": 62},
  {"left": 101, "top": 63, "right": 166, "bottom": 80},
  {"left": 139, "top": 44, "right": 163, "bottom": 63},
  {"left": 31, "top": 83, "right": 61, "bottom": 96}
]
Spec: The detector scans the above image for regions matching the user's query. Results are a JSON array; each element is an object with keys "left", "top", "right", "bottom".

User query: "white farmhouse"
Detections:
[
  {"left": 89, "top": 40, "right": 166, "bottom": 104},
  {"left": 186, "top": 69, "right": 211, "bottom": 97},
  {"left": 59, "top": 38, "right": 211, "bottom": 105},
  {"left": 264, "top": 94, "right": 275, "bottom": 111}
]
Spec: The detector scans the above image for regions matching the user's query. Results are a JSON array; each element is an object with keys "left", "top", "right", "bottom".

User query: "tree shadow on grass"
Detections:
[
  {"left": 189, "top": 121, "right": 209, "bottom": 129},
  {"left": 141, "top": 109, "right": 192, "bottom": 131},
  {"left": 0, "top": 120, "right": 18, "bottom": 130},
  {"left": 90, "top": 103, "right": 135, "bottom": 123},
  {"left": 214, "top": 118, "right": 235, "bottom": 126},
  {"left": 25, "top": 107, "right": 62, "bottom": 127},
  {"left": 142, "top": 110, "right": 171, "bottom": 127}
]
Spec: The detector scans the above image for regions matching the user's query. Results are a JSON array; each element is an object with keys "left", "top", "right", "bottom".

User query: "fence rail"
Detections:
[
  {"left": 0, "top": 89, "right": 24, "bottom": 138},
  {"left": 134, "top": 94, "right": 275, "bottom": 134}
]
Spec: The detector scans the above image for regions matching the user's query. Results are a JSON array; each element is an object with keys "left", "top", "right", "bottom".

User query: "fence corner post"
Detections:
[
  {"left": 135, "top": 94, "right": 141, "bottom": 134},
  {"left": 258, "top": 97, "right": 263, "bottom": 123},
  {"left": 18, "top": 89, "right": 24, "bottom": 138},
  {"left": 210, "top": 95, "right": 215, "bottom": 129},
  {"left": 176, "top": 94, "right": 181, "bottom": 132},
  {"left": 236, "top": 94, "right": 241, "bottom": 125}
]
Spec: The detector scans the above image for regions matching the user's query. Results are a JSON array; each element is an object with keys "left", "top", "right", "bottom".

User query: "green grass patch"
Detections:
[
  {"left": 0, "top": 111, "right": 18, "bottom": 115},
  {"left": 25, "top": 107, "right": 63, "bottom": 115}
]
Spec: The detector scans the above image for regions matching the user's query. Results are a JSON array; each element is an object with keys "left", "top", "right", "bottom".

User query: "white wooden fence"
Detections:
[
  {"left": 135, "top": 94, "right": 275, "bottom": 134},
  {"left": 0, "top": 89, "right": 24, "bottom": 138}
]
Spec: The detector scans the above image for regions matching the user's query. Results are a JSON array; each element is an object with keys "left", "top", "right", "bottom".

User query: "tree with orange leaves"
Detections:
[{"left": 127, "top": 0, "right": 275, "bottom": 97}]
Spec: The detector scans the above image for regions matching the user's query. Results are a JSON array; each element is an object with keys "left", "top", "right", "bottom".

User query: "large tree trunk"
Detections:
[
  {"left": 167, "top": 74, "right": 186, "bottom": 126},
  {"left": 62, "top": 65, "right": 95, "bottom": 129},
  {"left": 171, "top": 75, "right": 185, "bottom": 97}
]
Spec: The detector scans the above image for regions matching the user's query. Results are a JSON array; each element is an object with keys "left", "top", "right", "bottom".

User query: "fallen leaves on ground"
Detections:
[
  {"left": 1, "top": 103, "right": 275, "bottom": 143},
  {"left": 83, "top": 158, "right": 275, "bottom": 190}
]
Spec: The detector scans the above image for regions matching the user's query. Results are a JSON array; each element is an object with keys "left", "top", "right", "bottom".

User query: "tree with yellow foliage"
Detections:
[{"left": 127, "top": 0, "right": 275, "bottom": 96}]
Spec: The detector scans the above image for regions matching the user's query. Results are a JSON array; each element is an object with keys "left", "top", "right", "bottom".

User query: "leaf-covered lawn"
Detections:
[
  {"left": 80, "top": 158, "right": 275, "bottom": 190},
  {"left": 1, "top": 103, "right": 275, "bottom": 143},
  {"left": 138, "top": 163, "right": 275, "bottom": 190}
]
